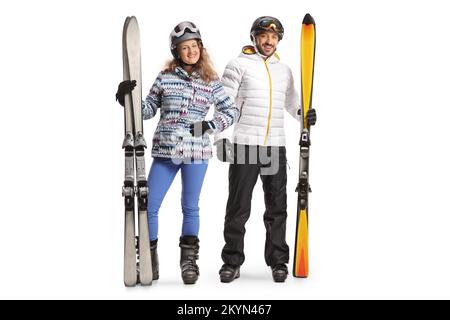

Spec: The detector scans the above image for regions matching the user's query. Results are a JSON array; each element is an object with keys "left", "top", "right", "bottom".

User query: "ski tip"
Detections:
[
  {"left": 123, "top": 16, "right": 131, "bottom": 27},
  {"left": 124, "top": 16, "right": 137, "bottom": 24},
  {"left": 302, "top": 13, "right": 315, "bottom": 25}
]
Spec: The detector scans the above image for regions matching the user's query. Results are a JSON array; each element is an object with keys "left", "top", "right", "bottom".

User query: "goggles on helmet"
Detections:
[
  {"left": 170, "top": 21, "right": 200, "bottom": 38},
  {"left": 257, "top": 18, "right": 283, "bottom": 33}
]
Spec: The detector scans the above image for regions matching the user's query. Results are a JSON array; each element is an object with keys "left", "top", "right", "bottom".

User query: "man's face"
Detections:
[{"left": 255, "top": 31, "right": 279, "bottom": 57}]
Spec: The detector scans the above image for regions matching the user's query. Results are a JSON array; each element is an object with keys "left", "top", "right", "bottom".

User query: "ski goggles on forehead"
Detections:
[
  {"left": 171, "top": 22, "right": 199, "bottom": 37},
  {"left": 258, "top": 19, "right": 282, "bottom": 32}
]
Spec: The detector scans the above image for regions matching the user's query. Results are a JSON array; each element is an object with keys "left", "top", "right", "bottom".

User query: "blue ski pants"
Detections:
[{"left": 147, "top": 157, "right": 208, "bottom": 241}]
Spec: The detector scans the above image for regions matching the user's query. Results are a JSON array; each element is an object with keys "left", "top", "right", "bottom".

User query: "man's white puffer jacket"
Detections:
[{"left": 215, "top": 46, "right": 301, "bottom": 146}]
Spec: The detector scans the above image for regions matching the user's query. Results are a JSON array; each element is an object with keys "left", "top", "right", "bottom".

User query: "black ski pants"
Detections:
[{"left": 221, "top": 144, "right": 289, "bottom": 267}]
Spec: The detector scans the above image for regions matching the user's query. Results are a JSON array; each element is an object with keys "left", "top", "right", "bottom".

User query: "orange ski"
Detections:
[{"left": 293, "top": 13, "right": 316, "bottom": 278}]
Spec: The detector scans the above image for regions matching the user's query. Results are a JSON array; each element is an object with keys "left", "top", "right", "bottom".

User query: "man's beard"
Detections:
[{"left": 256, "top": 43, "right": 276, "bottom": 57}]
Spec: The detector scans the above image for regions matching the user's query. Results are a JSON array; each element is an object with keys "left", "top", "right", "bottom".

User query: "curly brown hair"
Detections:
[{"left": 164, "top": 41, "right": 218, "bottom": 83}]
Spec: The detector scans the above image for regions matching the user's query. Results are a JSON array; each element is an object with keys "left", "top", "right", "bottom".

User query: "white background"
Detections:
[{"left": 1, "top": 0, "right": 450, "bottom": 299}]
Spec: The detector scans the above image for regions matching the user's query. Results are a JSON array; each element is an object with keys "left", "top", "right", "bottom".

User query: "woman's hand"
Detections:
[
  {"left": 115, "top": 80, "right": 136, "bottom": 106},
  {"left": 189, "top": 121, "right": 215, "bottom": 137}
]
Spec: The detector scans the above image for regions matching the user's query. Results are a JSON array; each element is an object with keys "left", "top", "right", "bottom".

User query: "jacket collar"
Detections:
[
  {"left": 240, "top": 45, "right": 280, "bottom": 64},
  {"left": 175, "top": 66, "right": 201, "bottom": 79}
]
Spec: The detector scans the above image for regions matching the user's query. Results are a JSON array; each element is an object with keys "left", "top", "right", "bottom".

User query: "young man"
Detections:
[{"left": 215, "top": 16, "right": 316, "bottom": 283}]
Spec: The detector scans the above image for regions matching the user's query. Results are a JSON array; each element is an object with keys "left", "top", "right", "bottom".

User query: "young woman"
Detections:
[{"left": 116, "top": 21, "right": 238, "bottom": 284}]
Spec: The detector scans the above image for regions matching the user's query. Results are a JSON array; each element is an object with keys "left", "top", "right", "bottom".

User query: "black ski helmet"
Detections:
[
  {"left": 250, "top": 16, "right": 284, "bottom": 41},
  {"left": 170, "top": 21, "right": 202, "bottom": 59}
]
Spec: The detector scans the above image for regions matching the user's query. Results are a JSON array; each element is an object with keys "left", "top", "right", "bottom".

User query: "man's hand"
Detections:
[
  {"left": 307, "top": 108, "right": 317, "bottom": 126},
  {"left": 215, "top": 138, "right": 234, "bottom": 162}
]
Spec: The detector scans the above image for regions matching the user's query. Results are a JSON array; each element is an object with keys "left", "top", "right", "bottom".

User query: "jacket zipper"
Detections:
[{"left": 263, "top": 60, "right": 273, "bottom": 145}]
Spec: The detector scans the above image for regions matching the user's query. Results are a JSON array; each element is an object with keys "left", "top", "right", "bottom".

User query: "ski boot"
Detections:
[
  {"left": 219, "top": 264, "right": 240, "bottom": 283},
  {"left": 271, "top": 264, "right": 288, "bottom": 282},
  {"left": 179, "top": 236, "right": 200, "bottom": 285}
]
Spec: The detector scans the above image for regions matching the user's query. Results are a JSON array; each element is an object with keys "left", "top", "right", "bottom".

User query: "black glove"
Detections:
[
  {"left": 115, "top": 80, "right": 136, "bottom": 106},
  {"left": 190, "top": 121, "right": 215, "bottom": 137},
  {"left": 215, "top": 138, "right": 234, "bottom": 162},
  {"left": 307, "top": 108, "right": 317, "bottom": 127}
]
